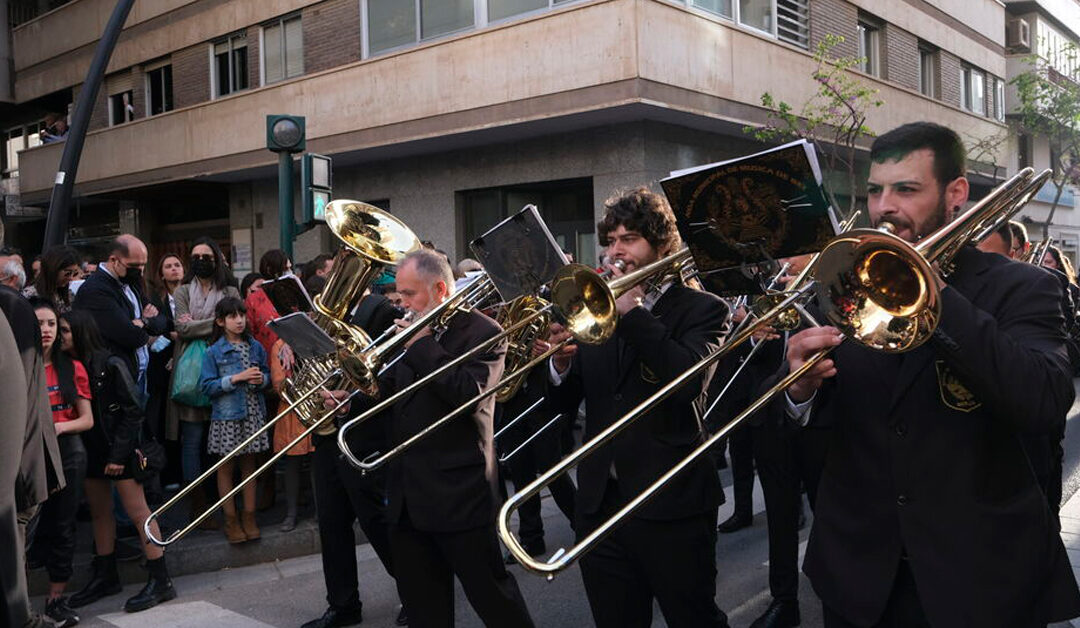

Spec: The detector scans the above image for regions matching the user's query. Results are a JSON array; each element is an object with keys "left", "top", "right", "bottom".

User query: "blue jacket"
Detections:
[{"left": 199, "top": 336, "right": 269, "bottom": 421}]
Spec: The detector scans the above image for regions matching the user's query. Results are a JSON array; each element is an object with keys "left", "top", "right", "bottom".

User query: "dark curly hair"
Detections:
[{"left": 596, "top": 187, "right": 682, "bottom": 257}]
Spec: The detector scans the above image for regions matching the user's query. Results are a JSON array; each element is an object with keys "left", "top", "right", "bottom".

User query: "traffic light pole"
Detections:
[{"left": 278, "top": 151, "right": 295, "bottom": 259}]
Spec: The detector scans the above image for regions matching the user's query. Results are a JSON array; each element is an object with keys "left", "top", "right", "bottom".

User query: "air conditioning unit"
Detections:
[{"left": 1007, "top": 18, "right": 1031, "bottom": 52}]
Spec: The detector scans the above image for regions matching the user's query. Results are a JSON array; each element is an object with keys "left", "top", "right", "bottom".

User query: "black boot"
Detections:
[
  {"left": 69, "top": 553, "right": 121, "bottom": 608},
  {"left": 123, "top": 557, "right": 176, "bottom": 613}
]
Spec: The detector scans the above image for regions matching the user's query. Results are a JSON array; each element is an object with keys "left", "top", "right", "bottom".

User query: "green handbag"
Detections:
[{"left": 170, "top": 339, "right": 211, "bottom": 407}]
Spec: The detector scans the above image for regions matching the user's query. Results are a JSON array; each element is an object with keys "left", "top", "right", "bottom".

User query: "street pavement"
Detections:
[{"left": 39, "top": 383, "right": 1080, "bottom": 627}]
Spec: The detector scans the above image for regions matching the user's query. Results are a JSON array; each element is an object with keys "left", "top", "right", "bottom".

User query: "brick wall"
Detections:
[
  {"left": 247, "top": 25, "right": 261, "bottom": 87},
  {"left": 130, "top": 66, "right": 146, "bottom": 119},
  {"left": 173, "top": 44, "right": 209, "bottom": 108},
  {"left": 809, "top": 0, "right": 857, "bottom": 58},
  {"left": 940, "top": 51, "right": 961, "bottom": 108},
  {"left": 302, "top": 0, "right": 361, "bottom": 75},
  {"left": 884, "top": 24, "right": 919, "bottom": 91}
]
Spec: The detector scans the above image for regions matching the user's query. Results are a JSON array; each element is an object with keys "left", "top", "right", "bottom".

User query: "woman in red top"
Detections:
[{"left": 29, "top": 298, "right": 93, "bottom": 627}]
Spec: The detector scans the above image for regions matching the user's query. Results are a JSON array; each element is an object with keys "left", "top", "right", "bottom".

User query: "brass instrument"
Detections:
[
  {"left": 337, "top": 250, "right": 691, "bottom": 472},
  {"left": 498, "top": 167, "right": 1052, "bottom": 576},
  {"left": 494, "top": 295, "right": 553, "bottom": 403},
  {"left": 493, "top": 260, "right": 627, "bottom": 405},
  {"left": 145, "top": 199, "right": 420, "bottom": 546}
]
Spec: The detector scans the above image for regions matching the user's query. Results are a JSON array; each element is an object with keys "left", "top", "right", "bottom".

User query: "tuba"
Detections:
[
  {"left": 281, "top": 200, "right": 421, "bottom": 434},
  {"left": 144, "top": 199, "right": 419, "bottom": 547}
]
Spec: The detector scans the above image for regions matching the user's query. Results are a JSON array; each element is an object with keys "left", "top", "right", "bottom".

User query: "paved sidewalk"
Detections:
[{"left": 1059, "top": 489, "right": 1080, "bottom": 628}]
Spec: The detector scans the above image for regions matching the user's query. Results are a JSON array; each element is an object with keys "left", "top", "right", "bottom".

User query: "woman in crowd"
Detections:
[
  {"left": 167, "top": 237, "right": 239, "bottom": 528},
  {"left": 147, "top": 254, "right": 184, "bottom": 488},
  {"left": 245, "top": 249, "right": 291, "bottom": 357},
  {"left": 200, "top": 297, "right": 270, "bottom": 543},
  {"left": 64, "top": 309, "right": 176, "bottom": 613},
  {"left": 1043, "top": 244, "right": 1078, "bottom": 285},
  {"left": 240, "top": 272, "right": 265, "bottom": 300},
  {"left": 28, "top": 299, "right": 93, "bottom": 627},
  {"left": 22, "top": 245, "right": 81, "bottom": 313}
]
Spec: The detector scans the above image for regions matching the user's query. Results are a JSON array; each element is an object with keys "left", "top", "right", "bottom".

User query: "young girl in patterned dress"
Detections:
[{"left": 199, "top": 296, "right": 270, "bottom": 544}]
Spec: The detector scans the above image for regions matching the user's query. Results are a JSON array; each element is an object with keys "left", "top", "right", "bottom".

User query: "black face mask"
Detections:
[
  {"left": 121, "top": 267, "right": 142, "bottom": 286},
  {"left": 191, "top": 258, "right": 216, "bottom": 279}
]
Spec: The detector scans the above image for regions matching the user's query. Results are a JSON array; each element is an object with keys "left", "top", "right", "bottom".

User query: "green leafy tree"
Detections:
[
  {"left": 1011, "top": 41, "right": 1080, "bottom": 239},
  {"left": 744, "top": 34, "right": 883, "bottom": 220}
]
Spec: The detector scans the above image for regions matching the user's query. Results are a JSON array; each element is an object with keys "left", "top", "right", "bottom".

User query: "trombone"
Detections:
[
  {"left": 498, "top": 167, "right": 1051, "bottom": 576},
  {"left": 337, "top": 249, "right": 693, "bottom": 471}
]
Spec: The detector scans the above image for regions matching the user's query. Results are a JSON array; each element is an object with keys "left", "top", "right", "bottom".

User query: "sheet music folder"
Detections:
[
  {"left": 470, "top": 205, "right": 569, "bottom": 302},
  {"left": 661, "top": 139, "right": 838, "bottom": 297}
]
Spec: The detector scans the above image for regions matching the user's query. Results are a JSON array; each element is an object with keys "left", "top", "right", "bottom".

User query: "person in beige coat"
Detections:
[{"left": 165, "top": 238, "right": 238, "bottom": 528}]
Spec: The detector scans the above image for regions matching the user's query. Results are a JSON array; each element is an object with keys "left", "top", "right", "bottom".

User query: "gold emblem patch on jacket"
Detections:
[
  {"left": 641, "top": 364, "right": 659, "bottom": 384},
  {"left": 935, "top": 360, "right": 980, "bottom": 412}
]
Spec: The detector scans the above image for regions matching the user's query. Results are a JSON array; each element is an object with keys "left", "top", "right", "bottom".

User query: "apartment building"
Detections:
[
  {"left": 2, "top": 0, "right": 1009, "bottom": 271},
  {"left": 1003, "top": 0, "right": 1080, "bottom": 259}
]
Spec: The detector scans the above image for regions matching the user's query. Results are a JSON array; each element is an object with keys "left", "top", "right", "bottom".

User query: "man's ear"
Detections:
[{"left": 944, "top": 176, "right": 970, "bottom": 220}]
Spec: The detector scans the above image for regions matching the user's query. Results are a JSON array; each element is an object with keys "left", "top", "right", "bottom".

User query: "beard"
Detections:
[{"left": 873, "top": 195, "right": 948, "bottom": 243}]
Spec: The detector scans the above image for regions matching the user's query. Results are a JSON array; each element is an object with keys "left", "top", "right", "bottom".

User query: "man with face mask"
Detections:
[{"left": 73, "top": 235, "right": 166, "bottom": 382}]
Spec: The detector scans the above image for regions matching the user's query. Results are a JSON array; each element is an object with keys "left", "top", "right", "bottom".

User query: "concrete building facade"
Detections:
[{"left": 1, "top": 0, "right": 1021, "bottom": 272}]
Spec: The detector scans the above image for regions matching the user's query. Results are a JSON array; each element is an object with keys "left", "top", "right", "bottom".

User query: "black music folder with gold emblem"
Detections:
[
  {"left": 661, "top": 139, "right": 838, "bottom": 296},
  {"left": 470, "top": 205, "right": 569, "bottom": 302}
]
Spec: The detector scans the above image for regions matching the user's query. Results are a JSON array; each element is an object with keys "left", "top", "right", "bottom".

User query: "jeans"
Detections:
[{"left": 180, "top": 420, "right": 206, "bottom": 484}]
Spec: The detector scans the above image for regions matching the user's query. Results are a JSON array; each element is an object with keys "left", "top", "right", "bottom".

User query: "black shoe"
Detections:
[
  {"left": 395, "top": 605, "right": 408, "bottom": 626},
  {"left": 123, "top": 558, "right": 176, "bottom": 613},
  {"left": 44, "top": 596, "right": 80, "bottom": 627},
  {"left": 749, "top": 599, "right": 800, "bottom": 628},
  {"left": 69, "top": 554, "right": 121, "bottom": 608},
  {"left": 717, "top": 512, "right": 753, "bottom": 533},
  {"left": 300, "top": 605, "right": 364, "bottom": 628},
  {"left": 504, "top": 540, "right": 546, "bottom": 564}
]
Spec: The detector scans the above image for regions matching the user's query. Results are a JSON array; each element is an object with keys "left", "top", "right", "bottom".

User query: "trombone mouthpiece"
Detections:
[{"left": 879, "top": 221, "right": 897, "bottom": 234}]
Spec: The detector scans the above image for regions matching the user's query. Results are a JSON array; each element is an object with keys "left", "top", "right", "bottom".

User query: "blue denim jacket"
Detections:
[{"left": 199, "top": 336, "right": 269, "bottom": 421}]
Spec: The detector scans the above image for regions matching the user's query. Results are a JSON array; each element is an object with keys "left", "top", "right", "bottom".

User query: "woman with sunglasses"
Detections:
[
  {"left": 22, "top": 245, "right": 81, "bottom": 313},
  {"left": 166, "top": 237, "right": 238, "bottom": 529}
]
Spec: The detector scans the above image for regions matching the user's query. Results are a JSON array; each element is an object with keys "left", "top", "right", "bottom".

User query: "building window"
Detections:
[
  {"left": 739, "top": 0, "right": 773, "bottom": 33},
  {"left": 109, "top": 91, "right": 134, "bottom": 126},
  {"left": 857, "top": 18, "right": 881, "bottom": 76},
  {"left": 961, "top": 65, "right": 985, "bottom": 115},
  {"left": 263, "top": 15, "right": 303, "bottom": 84},
  {"left": 213, "top": 34, "right": 249, "bottom": 98},
  {"left": 918, "top": 44, "right": 938, "bottom": 98},
  {"left": 691, "top": 0, "right": 732, "bottom": 18},
  {"left": 422, "top": 0, "right": 473, "bottom": 38},
  {"left": 776, "top": 0, "right": 808, "bottom": 48},
  {"left": 489, "top": 0, "right": 546, "bottom": 22},
  {"left": 458, "top": 178, "right": 596, "bottom": 265},
  {"left": 366, "top": 0, "right": 478, "bottom": 55},
  {"left": 146, "top": 64, "right": 173, "bottom": 116}
]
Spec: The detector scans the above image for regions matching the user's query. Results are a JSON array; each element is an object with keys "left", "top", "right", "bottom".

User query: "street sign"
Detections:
[{"left": 302, "top": 153, "right": 332, "bottom": 224}]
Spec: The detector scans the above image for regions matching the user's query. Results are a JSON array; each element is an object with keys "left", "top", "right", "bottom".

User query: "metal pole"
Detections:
[
  {"left": 279, "top": 151, "right": 295, "bottom": 258},
  {"left": 44, "top": 0, "right": 135, "bottom": 248}
]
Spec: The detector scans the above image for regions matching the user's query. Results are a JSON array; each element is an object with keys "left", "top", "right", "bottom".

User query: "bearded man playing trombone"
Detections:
[
  {"left": 546, "top": 187, "right": 731, "bottom": 628},
  {"left": 781, "top": 122, "right": 1080, "bottom": 626},
  {"left": 323, "top": 249, "right": 534, "bottom": 628}
]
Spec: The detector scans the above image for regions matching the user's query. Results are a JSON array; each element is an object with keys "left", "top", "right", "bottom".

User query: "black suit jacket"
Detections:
[
  {"left": 793, "top": 246, "right": 1080, "bottom": 626},
  {"left": 549, "top": 284, "right": 729, "bottom": 521},
  {"left": 380, "top": 309, "right": 507, "bottom": 533},
  {"left": 73, "top": 268, "right": 166, "bottom": 374}
]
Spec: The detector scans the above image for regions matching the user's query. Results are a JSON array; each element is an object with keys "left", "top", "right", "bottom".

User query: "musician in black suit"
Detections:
[
  {"left": 303, "top": 292, "right": 405, "bottom": 628},
  {"left": 547, "top": 188, "right": 731, "bottom": 628},
  {"left": 325, "top": 250, "right": 534, "bottom": 628},
  {"left": 780, "top": 122, "right": 1080, "bottom": 626}
]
